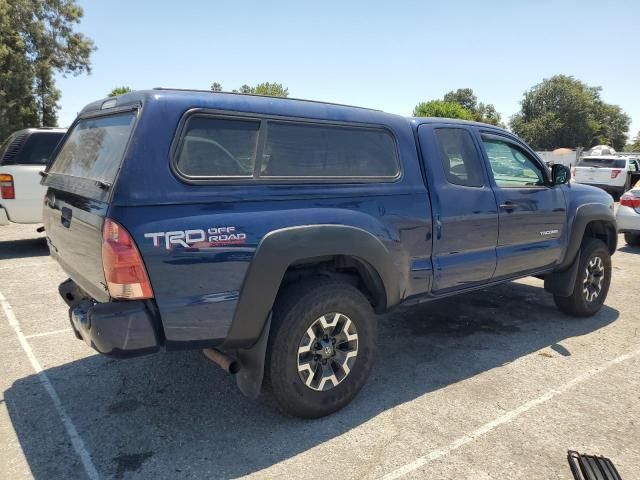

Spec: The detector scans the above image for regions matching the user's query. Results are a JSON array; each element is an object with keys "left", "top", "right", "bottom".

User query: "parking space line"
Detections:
[
  {"left": 0, "top": 290, "right": 100, "bottom": 480},
  {"left": 381, "top": 347, "right": 640, "bottom": 480},
  {"left": 0, "top": 262, "right": 52, "bottom": 271},
  {"left": 25, "top": 328, "right": 72, "bottom": 339}
]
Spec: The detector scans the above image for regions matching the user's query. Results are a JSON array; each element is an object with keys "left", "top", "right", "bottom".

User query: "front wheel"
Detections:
[
  {"left": 266, "top": 278, "right": 377, "bottom": 418},
  {"left": 553, "top": 238, "right": 611, "bottom": 317}
]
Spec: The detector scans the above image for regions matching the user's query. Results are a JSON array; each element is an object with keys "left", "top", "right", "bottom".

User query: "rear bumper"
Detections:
[
  {"left": 0, "top": 207, "right": 8, "bottom": 225},
  {"left": 616, "top": 204, "right": 640, "bottom": 233},
  {"left": 60, "top": 279, "right": 161, "bottom": 358},
  {"left": 576, "top": 182, "right": 624, "bottom": 195}
]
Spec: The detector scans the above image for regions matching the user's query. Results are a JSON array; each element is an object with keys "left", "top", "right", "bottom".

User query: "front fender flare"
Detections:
[{"left": 558, "top": 203, "right": 616, "bottom": 270}]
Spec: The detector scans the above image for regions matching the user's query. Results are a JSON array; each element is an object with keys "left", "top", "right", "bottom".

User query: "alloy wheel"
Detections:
[
  {"left": 583, "top": 256, "right": 605, "bottom": 303},
  {"left": 296, "top": 312, "right": 359, "bottom": 391}
]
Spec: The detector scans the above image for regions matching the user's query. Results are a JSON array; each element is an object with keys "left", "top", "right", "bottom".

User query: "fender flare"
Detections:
[
  {"left": 222, "top": 224, "right": 401, "bottom": 349},
  {"left": 557, "top": 203, "right": 616, "bottom": 271}
]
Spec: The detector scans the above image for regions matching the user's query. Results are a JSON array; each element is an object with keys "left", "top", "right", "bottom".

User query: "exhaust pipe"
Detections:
[{"left": 202, "top": 348, "right": 240, "bottom": 375}]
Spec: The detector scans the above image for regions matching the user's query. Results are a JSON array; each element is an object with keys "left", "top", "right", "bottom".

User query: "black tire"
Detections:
[
  {"left": 624, "top": 232, "right": 640, "bottom": 246},
  {"left": 266, "top": 278, "right": 377, "bottom": 418},
  {"left": 553, "top": 238, "right": 611, "bottom": 317}
]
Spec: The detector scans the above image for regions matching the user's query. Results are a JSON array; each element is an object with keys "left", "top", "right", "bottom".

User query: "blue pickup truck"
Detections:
[{"left": 42, "top": 89, "right": 616, "bottom": 418}]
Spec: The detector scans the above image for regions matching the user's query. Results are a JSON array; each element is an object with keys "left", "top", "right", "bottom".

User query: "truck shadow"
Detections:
[
  {"left": 0, "top": 237, "right": 48, "bottom": 259},
  {"left": 4, "top": 281, "right": 618, "bottom": 479}
]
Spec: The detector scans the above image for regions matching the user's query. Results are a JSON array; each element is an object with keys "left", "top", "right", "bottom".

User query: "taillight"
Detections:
[
  {"left": 619, "top": 193, "right": 640, "bottom": 208},
  {"left": 0, "top": 174, "right": 15, "bottom": 199},
  {"left": 102, "top": 218, "right": 153, "bottom": 300},
  {"left": 611, "top": 169, "right": 622, "bottom": 179}
]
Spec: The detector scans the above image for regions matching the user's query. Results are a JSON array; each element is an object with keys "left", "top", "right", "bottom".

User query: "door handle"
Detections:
[
  {"left": 500, "top": 202, "right": 515, "bottom": 212},
  {"left": 60, "top": 206, "right": 72, "bottom": 228}
]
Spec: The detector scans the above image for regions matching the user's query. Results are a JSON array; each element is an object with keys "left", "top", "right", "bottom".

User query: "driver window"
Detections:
[
  {"left": 482, "top": 138, "right": 545, "bottom": 187},
  {"left": 629, "top": 160, "right": 639, "bottom": 172}
]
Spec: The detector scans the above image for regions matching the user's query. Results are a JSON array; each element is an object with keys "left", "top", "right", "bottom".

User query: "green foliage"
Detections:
[
  {"left": 252, "top": 82, "right": 289, "bottom": 97},
  {"left": 627, "top": 131, "right": 640, "bottom": 152},
  {"left": 510, "top": 75, "right": 630, "bottom": 150},
  {"left": 212, "top": 81, "right": 289, "bottom": 97},
  {"left": 108, "top": 86, "right": 132, "bottom": 97},
  {"left": 412, "top": 100, "right": 474, "bottom": 120},
  {"left": 443, "top": 88, "right": 477, "bottom": 113},
  {"left": 417, "top": 88, "right": 502, "bottom": 126},
  {"left": 0, "top": 0, "right": 94, "bottom": 140}
]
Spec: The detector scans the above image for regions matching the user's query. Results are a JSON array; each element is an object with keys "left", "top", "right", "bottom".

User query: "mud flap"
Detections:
[
  {"left": 568, "top": 450, "right": 622, "bottom": 480},
  {"left": 235, "top": 313, "right": 272, "bottom": 399},
  {"left": 544, "top": 248, "right": 581, "bottom": 297}
]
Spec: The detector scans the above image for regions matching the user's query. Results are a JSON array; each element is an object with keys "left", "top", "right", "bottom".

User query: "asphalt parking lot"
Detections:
[{"left": 1, "top": 223, "right": 639, "bottom": 479}]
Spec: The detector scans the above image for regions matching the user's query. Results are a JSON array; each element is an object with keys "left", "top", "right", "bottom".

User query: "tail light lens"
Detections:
[
  {"left": 619, "top": 193, "right": 640, "bottom": 209},
  {"left": 0, "top": 174, "right": 15, "bottom": 199},
  {"left": 611, "top": 169, "right": 622, "bottom": 179},
  {"left": 102, "top": 218, "right": 153, "bottom": 300}
]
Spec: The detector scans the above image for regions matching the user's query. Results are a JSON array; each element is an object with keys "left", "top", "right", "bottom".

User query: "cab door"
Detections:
[
  {"left": 479, "top": 133, "right": 567, "bottom": 278},
  {"left": 417, "top": 125, "right": 499, "bottom": 293}
]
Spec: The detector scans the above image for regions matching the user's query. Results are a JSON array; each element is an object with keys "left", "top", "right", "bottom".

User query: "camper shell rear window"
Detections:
[{"left": 48, "top": 111, "right": 136, "bottom": 184}]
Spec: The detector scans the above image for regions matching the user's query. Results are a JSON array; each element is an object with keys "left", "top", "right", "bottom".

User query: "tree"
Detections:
[
  {"left": 510, "top": 75, "right": 630, "bottom": 150},
  {"left": 412, "top": 100, "right": 474, "bottom": 120},
  {"left": 443, "top": 88, "right": 477, "bottom": 113},
  {"left": 212, "top": 81, "right": 289, "bottom": 97},
  {"left": 591, "top": 101, "right": 631, "bottom": 151},
  {"left": 108, "top": 86, "right": 132, "bottom": 97},
  {"left": 628, "top": 131, "right": 640, "bottom": 152},
  {"left": 443, "top": 88, "right": 502, "bottom": 126},
  {"left": 0, "top": 0, "right": 94, "bottom": 139},
  {"left": 0, "top": 1, "right": 39, "bottom": 139},
  {"left": 252, "top": 82, "right": 289, "bottom": 97}
]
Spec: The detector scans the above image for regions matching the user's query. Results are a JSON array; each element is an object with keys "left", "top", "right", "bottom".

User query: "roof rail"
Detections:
[{"left": 151, "top": 87, "right": 382, "bottom": 112}]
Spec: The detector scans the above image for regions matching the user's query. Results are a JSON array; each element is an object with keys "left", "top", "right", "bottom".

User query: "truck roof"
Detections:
[
  {"left": 78, "top": 88, "right": 511, "bottom": 135},
  {"left": 79, "top": 89, "right": 406, "bottom": 126}
]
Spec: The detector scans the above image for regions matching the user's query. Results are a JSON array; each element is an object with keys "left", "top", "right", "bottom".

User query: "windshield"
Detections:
[
  {"left": 577, "top": 157, "right": 626, "bottom": 168},
  {"left": 49, "top": 112, "right": 136, "bottom": 183}
]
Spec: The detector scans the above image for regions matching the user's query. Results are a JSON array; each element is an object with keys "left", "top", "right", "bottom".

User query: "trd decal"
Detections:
[{"left": 145, "top": 226, "right": 247, "bottom": 250}]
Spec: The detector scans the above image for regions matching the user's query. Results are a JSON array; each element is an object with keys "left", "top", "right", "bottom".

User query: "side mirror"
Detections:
[{"left": 551, "top": 164, "right": 571, "bottom": 185}]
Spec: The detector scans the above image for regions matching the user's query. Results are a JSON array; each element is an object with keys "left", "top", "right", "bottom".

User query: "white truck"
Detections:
[
  {"left": 572, "top": 154, "right": 640, "bottom": 198},
  {"left": 0, "top": 128, "right": 66, "bottom": 224}
]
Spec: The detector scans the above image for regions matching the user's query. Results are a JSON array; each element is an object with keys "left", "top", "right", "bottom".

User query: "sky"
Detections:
[{"left": 56, "top": 0, "right": 640, "bottom": 139}]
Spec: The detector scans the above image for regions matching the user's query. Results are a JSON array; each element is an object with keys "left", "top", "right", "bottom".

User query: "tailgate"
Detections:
[
  {"left": 574, "top": 166, "right": 612, "bottom": 184},
  {"left": 43, "top": 111, "right": 137, "bottom": 302}
]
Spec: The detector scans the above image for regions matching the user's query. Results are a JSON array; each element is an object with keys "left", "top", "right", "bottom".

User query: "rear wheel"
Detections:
[
  {"left": 553, "top": 238, "right": 611, "bottom": 317},
  {"left": 266, "top": 278, "right": 377, "bottom": 418},
  {"left": 624, "top": 232, "right": 640, "bottom": 246}
]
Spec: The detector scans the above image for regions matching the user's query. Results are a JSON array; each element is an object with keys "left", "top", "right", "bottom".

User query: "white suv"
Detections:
[
  {"left": 573, "top": 155, "right": 640, "bottom": 198},
  {"left": 0, "top": 128, "right": 66, "bottom": 224}
]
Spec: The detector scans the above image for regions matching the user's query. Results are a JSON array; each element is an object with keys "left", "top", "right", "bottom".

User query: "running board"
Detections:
[{"left": 568, "top": 451, "right": 622, "bottom": 480}]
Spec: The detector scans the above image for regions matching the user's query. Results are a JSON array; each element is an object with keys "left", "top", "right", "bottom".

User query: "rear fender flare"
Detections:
[{"left": 222, "top": 224, "right": 400, "bottom": 349}]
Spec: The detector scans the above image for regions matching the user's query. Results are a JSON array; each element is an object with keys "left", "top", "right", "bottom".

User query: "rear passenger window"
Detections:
[
  {"left": 261, "top": 122, "right": 398, "bottom": 178},
  {"left": 434, "top": 128, "right": 484, "bottom": 187},
  {"left": 176, "top": 117, "right": 260, "bottom": 177}
]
